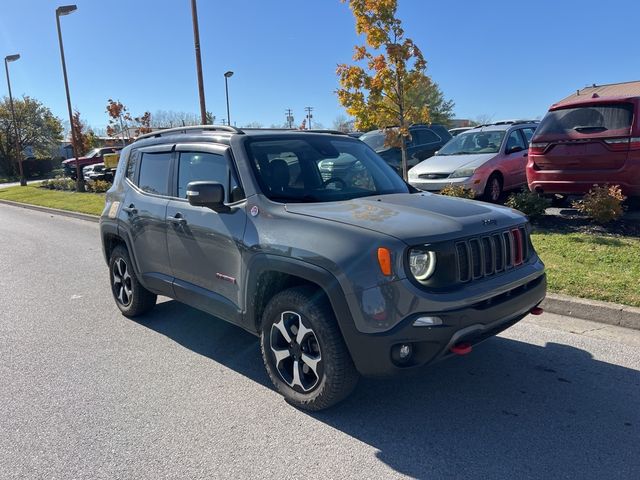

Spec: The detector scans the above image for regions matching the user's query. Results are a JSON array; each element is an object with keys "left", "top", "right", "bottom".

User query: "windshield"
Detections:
[
  {"left": 246, "top": 136, "right": 409, "bottom": 203},
  {"left": 360, "top": 131, "right": 387, "bottom": 151},
  {"left": 437, "top": 130, "right": 506, "bottom": 155},
  {"left": 84, "top": 148, "right": 101, "bottom": 158}
]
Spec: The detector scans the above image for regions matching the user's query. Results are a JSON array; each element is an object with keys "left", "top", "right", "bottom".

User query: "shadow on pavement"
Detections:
[{"left": 136, "top": 300, "right": 640, "bottom": 479}]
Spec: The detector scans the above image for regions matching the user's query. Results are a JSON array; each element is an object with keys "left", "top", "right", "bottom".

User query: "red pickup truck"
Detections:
[{"left": 62, "top": 147, "right": 122, "bottom": 179}]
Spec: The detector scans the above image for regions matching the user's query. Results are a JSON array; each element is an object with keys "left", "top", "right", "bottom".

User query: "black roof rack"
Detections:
[
  {"left": 475, "top": 119, "right": 539, "bottom": 128},
  {"left": 304, "top": 129, "right": 349, "bottom": 135},
  {"left": 134, "top": 124, "right": 243, "bottom": 142}
]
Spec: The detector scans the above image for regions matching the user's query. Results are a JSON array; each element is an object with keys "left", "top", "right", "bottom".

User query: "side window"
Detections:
[
  {"left": 505, "top": 130, "right": 526, "bottom": 153},
  {"left": 177, "top": 151, "right": 241, "bottom": 201},
  {"left": 521, "top": 128, "right": 535, "bottom": 145},
  {"left": 126, "top": 150, "right": 140, "bottom": 183},
  {"left": 138, "top": 152, "right": 172, "bottom": 196},
  {"left": 412, "top": 129, "right": 440, "bottom": 146}
]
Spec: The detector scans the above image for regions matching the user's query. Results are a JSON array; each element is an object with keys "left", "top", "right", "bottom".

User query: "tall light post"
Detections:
[
  {"left": 191, "top": 0, "right": 207, "bottom": 125},
  {"left": 224, "top": 71, "right": 233, "bottom": 127},
  {"left": 56, "top": 4, "right": 84, "bottom": 192},
  {"left": 4, "top": 54, "right": 26, "bottom": 186}
]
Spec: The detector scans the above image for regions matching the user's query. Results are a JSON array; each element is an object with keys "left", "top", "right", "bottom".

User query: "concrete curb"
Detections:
[
  {"left": 2, "top": 198, "right": 639, "bottom": 330},
  {"left": 541, "top": 293, "right": 640, "bottom": 330},
  {"left": 0, "top": 199, "right": 99, "bottom": 223}
]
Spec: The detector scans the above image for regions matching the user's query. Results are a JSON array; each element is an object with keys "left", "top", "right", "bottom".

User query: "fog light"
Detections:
[
  {"left": 413, "top": 316, "right": 442, "bottom": 327},
  {"left": 399, "top": 344, "right": 412, "bottom": 359},
  {"left": 392, "top": 343, "right": 414, "bottom": 365}
]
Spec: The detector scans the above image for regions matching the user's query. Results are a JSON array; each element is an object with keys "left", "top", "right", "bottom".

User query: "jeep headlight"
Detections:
[
  {"left": 409, "top": 249, "right": 436, "bottom": 282},
  {"left": 449, "top": 167, "right": 476, "bottom": 178}
]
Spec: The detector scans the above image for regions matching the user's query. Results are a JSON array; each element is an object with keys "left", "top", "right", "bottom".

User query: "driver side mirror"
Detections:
[{"left": 186, "top": 181, "right": 228, "bottom": 213}]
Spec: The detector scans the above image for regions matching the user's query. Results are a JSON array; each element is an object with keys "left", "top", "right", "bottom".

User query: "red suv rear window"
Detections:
[{"left": 536, "top": 103, "right": 633, "bottom": 137}]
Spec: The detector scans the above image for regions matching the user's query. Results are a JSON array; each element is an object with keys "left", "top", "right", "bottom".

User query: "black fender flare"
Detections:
[{"left": 243, "top": 254, "right": 354, "bottom": 333}]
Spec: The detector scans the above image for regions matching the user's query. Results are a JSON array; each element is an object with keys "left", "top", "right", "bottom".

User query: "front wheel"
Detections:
[{"left": 260, "top": 287, "right": 359, "bottom": 411}]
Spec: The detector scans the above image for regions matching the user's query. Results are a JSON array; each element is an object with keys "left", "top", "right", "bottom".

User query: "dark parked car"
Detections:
[
  {"left": 527, "top": 95, "right": 640, "bottom": 200},
  {"left": 360, "top": 124, "right": 452, "bottom": 174},
  {"left": 100, "top": 126, "right": 546, "bottom": 410},
  {"left": 63, "top": 147, "right": 122, "bottom": 179}
]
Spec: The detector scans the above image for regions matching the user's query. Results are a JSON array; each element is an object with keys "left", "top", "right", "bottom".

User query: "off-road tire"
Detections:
[
  {"left": 260, "top": 286, "right": 359, "bottom": 411},
  {"left": 108, "top": 245, "right": 157, "bottom": 317}
]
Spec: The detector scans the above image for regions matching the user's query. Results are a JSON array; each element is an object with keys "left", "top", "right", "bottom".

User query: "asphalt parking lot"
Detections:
[{"left": 1, "top": 204, "right": 639, "bottom": 479}]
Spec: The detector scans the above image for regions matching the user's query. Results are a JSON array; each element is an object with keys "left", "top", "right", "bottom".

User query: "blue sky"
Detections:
[{"left": 2, "top": 0, "right": 639, "bottom": 130}]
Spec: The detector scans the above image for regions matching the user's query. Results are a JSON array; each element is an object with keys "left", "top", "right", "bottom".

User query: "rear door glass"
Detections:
[
  {"left": 536, "top": 103, "right": 633, "bottom": 137},
  {"left": 138, "top": 152, "right": 172, "bottom": 196}
]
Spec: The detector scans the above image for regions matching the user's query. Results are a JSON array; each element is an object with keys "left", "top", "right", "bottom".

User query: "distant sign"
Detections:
[{"left": 22, "top": 145, "right": 34, "bottom": 158}]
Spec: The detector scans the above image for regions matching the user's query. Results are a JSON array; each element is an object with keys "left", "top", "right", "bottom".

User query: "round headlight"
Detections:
[{"left": 409, "top": 249, "right": 436, "bottom": 281}]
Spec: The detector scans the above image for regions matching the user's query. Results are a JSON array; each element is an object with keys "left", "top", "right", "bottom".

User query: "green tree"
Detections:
[
  {"left": 336, "top": 0, "right": 436, "bottom": 179},
  {"left": 404, "top": 75, "right": 454, "bottom": 126},
  {"left": 0, "top": 96, "right": 63, "bottom": 177}
]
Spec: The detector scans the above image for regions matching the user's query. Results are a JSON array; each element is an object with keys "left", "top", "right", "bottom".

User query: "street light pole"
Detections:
[
  {"left": 4, "top": 54, "right": 26, "bottom": 186},
  {"left": 224, "top": 71, "right": 233, "bottom": 127},
  {"left": 190, "top": 0, "right": 207, "bottom": 125},
  {"left": 55, "top": 4, "right": 84, "bottom": 192}
]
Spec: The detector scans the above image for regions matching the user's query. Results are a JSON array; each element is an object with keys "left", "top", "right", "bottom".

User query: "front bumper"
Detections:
[
  {"left": 409, "top": 175, "right": 485, "bottom": 194},
  {"left": 339, "top": 272, "right": 546, "bottom": 377}
]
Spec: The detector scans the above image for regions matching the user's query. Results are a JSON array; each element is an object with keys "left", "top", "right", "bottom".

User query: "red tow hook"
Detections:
[
  {"left": 530, "top": 306, "right": 544, "bottom": 316},
  {"left": 450, "top": 342, "right": 472, "bottom": 355}
]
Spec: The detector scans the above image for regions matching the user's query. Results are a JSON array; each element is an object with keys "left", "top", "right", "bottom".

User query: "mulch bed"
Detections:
[{"left": 532, "top": 210, "right": 640, "bottom": 238}]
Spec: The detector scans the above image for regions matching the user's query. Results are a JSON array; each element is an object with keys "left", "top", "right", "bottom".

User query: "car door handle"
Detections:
[
  {"left": 122, "top": 204, "right": 137, "bottom": 214},
  {"left": 167, "top": 214, "right": 187, "bottom": 225}
]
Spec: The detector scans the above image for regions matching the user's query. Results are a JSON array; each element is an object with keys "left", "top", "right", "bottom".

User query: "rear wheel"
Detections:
[
  {"left": 260, "top": 287, "right": 359, "bottom": 411},
  {"left": 109, "top": 245, "right": 157, "bottom": 317},
  {"left": 483, "top": 173, "right": 503, "bottom": 203}
]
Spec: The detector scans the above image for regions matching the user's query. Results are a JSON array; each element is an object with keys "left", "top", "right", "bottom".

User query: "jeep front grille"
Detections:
[{"left": 455, "top": 227, "right": 529, "bottom": 282}]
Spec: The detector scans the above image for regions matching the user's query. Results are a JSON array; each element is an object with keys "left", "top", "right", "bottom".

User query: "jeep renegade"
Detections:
[{"left": 100, "top": 125, "right": 546, "bottom": 411}]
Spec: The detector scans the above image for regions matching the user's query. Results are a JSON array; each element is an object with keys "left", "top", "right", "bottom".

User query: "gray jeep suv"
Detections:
[{"left": 100, "top": 125, "right": 546, "bottom": 410}]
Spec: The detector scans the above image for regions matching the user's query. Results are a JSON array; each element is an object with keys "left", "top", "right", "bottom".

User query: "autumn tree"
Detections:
[
  {"left": 106, "top": 99, "right": 132, "bottom": 146},
  {"left": 0, "top": 96, "right": 63, "bottom": 177},
  {"left": 337, "top": 0, "right": 438, "bottom": 179},
  {"left": 405, "top": 75, "right": 454, "bottom": 126},
  {"left": 71, "top": 110, "right": 100, "bottom": 156},
  {"left": 133, "top": 111, "right": 152, "bottom": 136}
]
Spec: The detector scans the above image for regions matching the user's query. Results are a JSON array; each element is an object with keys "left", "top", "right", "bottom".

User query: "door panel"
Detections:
[
  {"left": 503, "top": 130, "right": 528, "bottom": 189},
  {"left": 165, "top": 145, "right": 247, "bottom": 320},
  {"left": 117, "top": 147, "right": 174, "bottom": 293}
]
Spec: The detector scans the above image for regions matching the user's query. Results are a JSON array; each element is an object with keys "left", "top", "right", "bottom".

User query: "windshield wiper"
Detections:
[{"left": 574, "top": 126, "right": 607, "bottom": 133}]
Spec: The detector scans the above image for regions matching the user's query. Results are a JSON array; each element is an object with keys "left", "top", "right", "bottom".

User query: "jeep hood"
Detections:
[
  {"left": 410, "top": 153, "right": 495, "bottom": 175},
  {"left": 285, "top": 193, "right": 525, "bottom": 245}
]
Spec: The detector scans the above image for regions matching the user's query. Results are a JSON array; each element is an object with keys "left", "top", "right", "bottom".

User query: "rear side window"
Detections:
[
  {"left": 521, "top": 127, "right": 536, "bottom": 144},
  {"left": 126, "top": 150, "right": 139, "bottom": 182},
  {"left": 138, "top": 152, "right": 172, "bottom": 196},
  {"left": 536, "top": 103, "right": 634, "bottom": 136},
  {"left": 411, "top": 129, "right": 440, "bottom": 145}
]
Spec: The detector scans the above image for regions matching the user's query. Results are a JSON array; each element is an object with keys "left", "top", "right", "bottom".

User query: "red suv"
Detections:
[{"left": 527, "top": 95, "right": 640, "bottom": 200}]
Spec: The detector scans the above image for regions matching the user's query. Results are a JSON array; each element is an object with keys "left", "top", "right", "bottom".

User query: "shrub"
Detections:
[
  {"left": 505, "top": 189, "right": 550, "bottom": 219},
  {"left": 572, "top": 184, "right": 626, "bottom": 224},
  {"left": 44, "top": 177, "right": 76, "bottom": 191},
  {"left": 439, "top": 184, "right": 476, "bottom": 199},
  {"left": 87, "top": 180, "right": 112, "bottom": 193}
]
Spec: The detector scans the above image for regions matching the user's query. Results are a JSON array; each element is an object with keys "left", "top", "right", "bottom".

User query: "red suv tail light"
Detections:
[
  {"left": 529, "top": 142, "right": 548, "bottom": 155},
  {"left": 604, "top": 137, "right": 640, "bottom": 151}
]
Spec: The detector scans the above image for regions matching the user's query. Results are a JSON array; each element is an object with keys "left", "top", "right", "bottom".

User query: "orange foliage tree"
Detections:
[{"left": 336, "top": 0, "right": 432, "bottom": 179}]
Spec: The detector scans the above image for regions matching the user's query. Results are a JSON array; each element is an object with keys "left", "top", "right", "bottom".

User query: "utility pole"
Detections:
[
  {"left": 190, "top": 0, "right": 207, "bottom": 124},
  {"left": 305, "top": 106, "right": 314, "bottom": 130},
  {"left": 285, "top": 109, "right": 294, "bottom": 129}
]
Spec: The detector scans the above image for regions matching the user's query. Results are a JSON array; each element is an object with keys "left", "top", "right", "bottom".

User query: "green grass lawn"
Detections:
[
  {"left": 0, "top": 185, "right": 105, "bottom": 216},
  {"left": 531, "top": 232, "right": 640, "bottom": 307}
]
